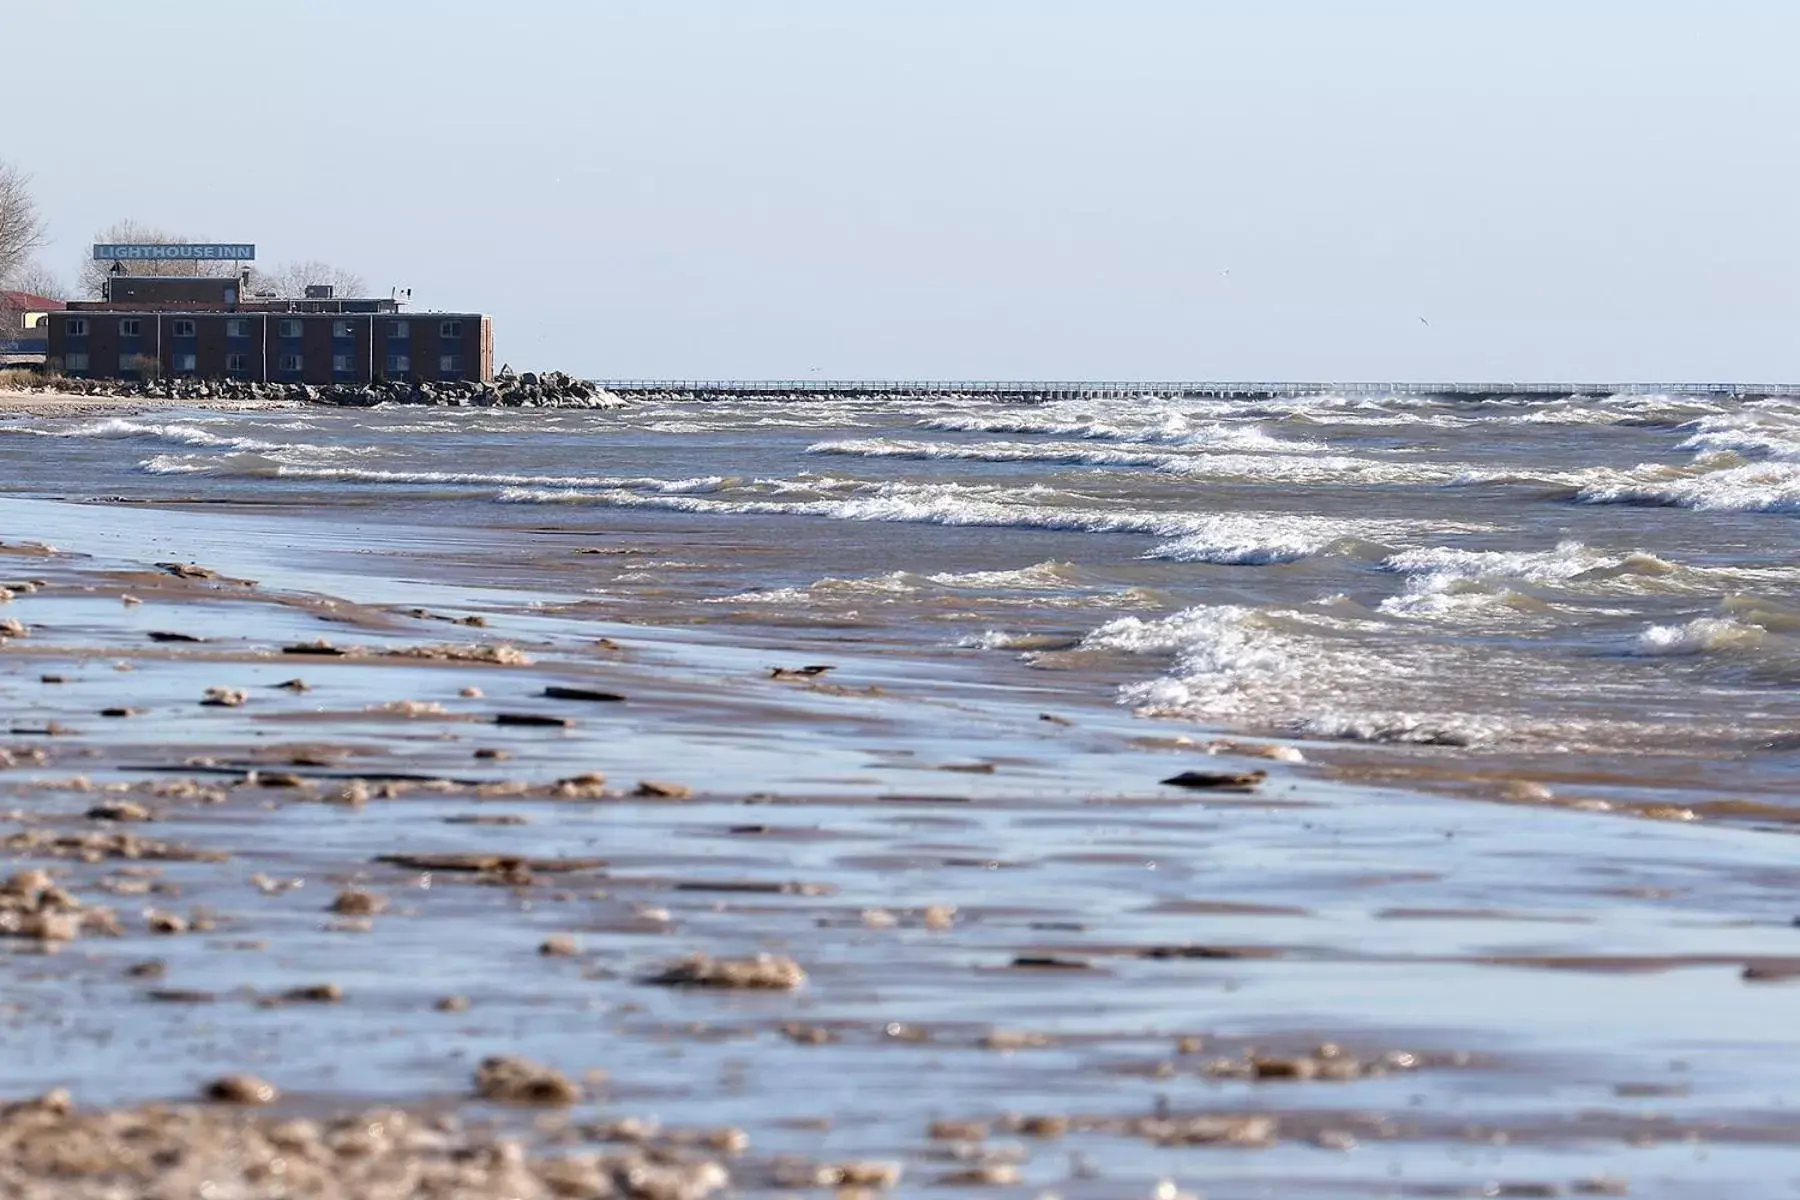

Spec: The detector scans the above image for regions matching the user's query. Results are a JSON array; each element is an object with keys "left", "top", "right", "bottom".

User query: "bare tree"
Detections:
[
  {"left": 9, "top": 261, "right": 67, "bottom": 300},
  {"left": 250, "top": 260, "right": 368, "bottom": 299},
  {"left": 77, "top": 219, "right": 240, "bottom": 298},
  {"left": 1, "top": 260, "right": 64, "bottom": 344},
  {"left": 78, "top": 224, "right": 367, "bottom": 301},
  {"left": 0, "top": 161, "right": 49, "bottom": 288}
]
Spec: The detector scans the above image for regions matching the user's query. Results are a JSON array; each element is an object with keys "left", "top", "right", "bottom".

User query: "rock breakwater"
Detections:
[{"left": 7, "top": 371, "right": 620, "bottom": 409}]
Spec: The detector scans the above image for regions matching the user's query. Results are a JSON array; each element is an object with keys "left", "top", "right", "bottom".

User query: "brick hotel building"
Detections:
[{"left": 45, "top": 276, "right": 493, "bottom": 385}]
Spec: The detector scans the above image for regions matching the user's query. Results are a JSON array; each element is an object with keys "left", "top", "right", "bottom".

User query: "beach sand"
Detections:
[{"left": 0, "top": 388, "right": 299, "bottom": 417}]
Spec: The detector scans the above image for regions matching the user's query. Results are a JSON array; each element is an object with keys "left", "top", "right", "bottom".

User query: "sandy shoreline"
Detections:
[
  {"left": 0, "top": 388, "right": 300, "bottom": 417},
  {"left": 1, "top": 492, "right": 1798, "bottom": 1196}
]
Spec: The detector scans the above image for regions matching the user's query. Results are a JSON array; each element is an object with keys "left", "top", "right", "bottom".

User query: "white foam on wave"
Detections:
[
  {"left": 806, "top": 437, "right": 1464, "bottom": 487},
  {"left": 1079, "top": 602, "right": 1508, "bottom": 745},
  {"left": 1634, "top": 616, "right": 1767, "bottom": 656},
  {"left": 1376, "top": 581, "right": 1538, "bottom": 621},
  {"left": 1571, "top": 403, "right": 1800, "bottom": 513},
  {"left": 921, "top": 403, "right": 1324, "bottom": 452},
  {"left": 1375, "top": 541, "right": 1697, "bottom": 623},
  {"left": 1146, "top": 514, "right": 1394, "bottom": 565},
  {"left": 1385, "top": 540, "right": 1676, "bottom": 587},
  {"left": 1577, "top": 461, "right": 1800, "bottom": 513},
  {"left": 1506, "top": 405, "right": 1630, "bottom": 426},
  {"left": 712, "top": 560, "right": 1132, "bottom": 611},
  {"left": 956, "top": 629, "right": 1044, "bottom": 650},
  {"left": 1082, "top": 605, "right": 1309, "bottom": 725},
  {"left": 136, "top": 456, "right": 735, "bottom": 493},
  {"left": 20, "top": 416, "right": 343, "bottom": 456},
  {"left": 1491, "top": 394, "right": 1724, "bottom": 428},
  {"left": 1075, "top": 599, "right": 1699, "bottom": 750},
  {"left": 810, "top": 437, "right": 1175, "bottom": 469},
  {"left": 642, "top": 420, "right": 722, "bottom": 434},
  {"left": 1158, "top": 452, "right": 1461, "bottom": 486},
  {"left": 924, "top": 561, "right": 1084, "bottom": 590},
  {"left": 1676, "top": 408, "right": 1800, "bottom": 461},
  {"left": 1446, "top": 463, "right": 1635, "bottom": 492},
  {"left": 1244, "top": 392, "right": 1479, "bottom": 430},
  {"left": 499, "top": 481, "right": 1449, "bottom": 565},
  {"left": 714, "top": 573, "right": 918, "bottom": 605}
]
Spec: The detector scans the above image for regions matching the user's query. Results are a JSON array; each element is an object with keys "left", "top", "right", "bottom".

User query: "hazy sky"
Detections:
[{"left": 7, "top": 1, "right": 1797, "bottom": 380}]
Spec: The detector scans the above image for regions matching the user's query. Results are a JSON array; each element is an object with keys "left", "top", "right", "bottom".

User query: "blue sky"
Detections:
[{"left": 7, "top": 1, "right": 1796, "bottom": 380}]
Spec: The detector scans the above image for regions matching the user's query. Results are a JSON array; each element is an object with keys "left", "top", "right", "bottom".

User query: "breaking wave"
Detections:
[
  {"left": 1077, "top": 603, "right": 1514, "bottom": 746},
  {"left": 17, "top": 417, "right": 341, "bottom": 456},
  {"left": 137, "top": 457, "right": 736, "bottom": 493},
  {"left": 1576, "top": 461, "right": 1800, "bottom": 513},
  {"left": 1077, "top": 598, "right": 1793, "bottom": 752},
  {"left": 806, "top": 437, "right": 1464, "bottom": 487},
  {"left": 710, "top": 560, "right": 1134, "bottom": 612},
  {"left": 1634, "top": 616, "right": 1767, "bottom": 656},
  {"left": 498, "top": 482, "right": 1451, "bottom": 564},
  {"left": 921, "top": 409, "right": 1323, "bottom": 452},
  {"left": 1380, "top": 541, "right": 1679, "bottom": 598},
  {"left": 1573, "top": 405, "right": 1800, "bottom": 513}
]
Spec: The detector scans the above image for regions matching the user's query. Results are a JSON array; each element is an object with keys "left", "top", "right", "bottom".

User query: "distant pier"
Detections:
[{"left": 592, "top": 379, "right": 1800, "bottom": 402}]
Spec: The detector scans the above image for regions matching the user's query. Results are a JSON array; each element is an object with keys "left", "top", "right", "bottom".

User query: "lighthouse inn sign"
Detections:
[{"left": 92, "top": 244, "right": 256, "bottom": 261}]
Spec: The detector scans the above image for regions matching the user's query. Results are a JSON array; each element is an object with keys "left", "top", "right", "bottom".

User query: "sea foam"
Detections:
[{"left": 1634, "top": 616, "right": 1766, "bottom": 656}]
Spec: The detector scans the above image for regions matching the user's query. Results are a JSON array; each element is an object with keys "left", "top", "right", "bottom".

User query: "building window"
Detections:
[
  {"left": 66, "top": 319, "right": 88, "bottom": 337},
  {"left": 225, "top": 353, "right": 250, "bottom": 372},
  {"left": 439, "top": 320, "right": 462, "bottom": 338},
  {"left": 332, "top": 353, "right": 356, "bottom": 372},
  {"left": 225, "top": 319, "right": 249, "bottom": 339},
  {"left": 332, "top": 320, "right": 355, "bottom": 339},
  {"left": 278, "top": 319, "right": 303, "bottom": 339},
  {"left": 174, "top": 353, "right": 197, "bottom": 374},
  {"left": 173, "top": 319, "right": 196, "bottom": 337},
  {"left": 388, "top": 320, "right": 409, "bottom": 339},
  {"left": 439, "top": 355, "right": 464, "bottom": 375},
  {"left": 120, "top": 318, "right": 142, "bottom": 337},
  {"left": 385, "top": 354, "right": 411, "bottom": 374},
  {"left": 65, "top": 352, "right": 89, "bottom": 371},
  {"left": 277, "top": 354, "right": 303, "bottom": 372}
]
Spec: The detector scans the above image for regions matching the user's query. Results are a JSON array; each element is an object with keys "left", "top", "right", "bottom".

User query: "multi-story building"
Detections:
[{"left": 44, "top": 278, "right": 493, "bottom": 384}]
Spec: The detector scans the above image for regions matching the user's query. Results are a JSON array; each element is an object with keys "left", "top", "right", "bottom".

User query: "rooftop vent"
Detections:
[{"left": 303, "top": 284, "right": 334, "bottom": 299}]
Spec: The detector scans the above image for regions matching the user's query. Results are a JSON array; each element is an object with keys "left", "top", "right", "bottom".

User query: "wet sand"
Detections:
[
  {"left": 3, "top": 498, "right": 1800, "bottom": 1197},
  {"left": 0, "top": 389, "right": 298, "bottom": 418}
]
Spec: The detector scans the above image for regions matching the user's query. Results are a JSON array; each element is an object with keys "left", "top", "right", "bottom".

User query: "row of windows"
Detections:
[
  {"left": 283, "top": 353, "right": 466, "bottom": 374},
  {"left": 63, "top": 352, "right": 465, "bottom": 374},
  {"left": 64, "top": 353, "right": 199, "bottom": 373},
  {"left": 270, "top": 353, "right": 465, "bottom": 373},
  {"left": 65, "top": 318, "right": 467, "bottom": 340}
]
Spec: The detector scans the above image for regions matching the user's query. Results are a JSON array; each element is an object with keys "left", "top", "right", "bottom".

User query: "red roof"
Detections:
[{"left": 0, "top": 291, "right": 66, "bottom": 310}]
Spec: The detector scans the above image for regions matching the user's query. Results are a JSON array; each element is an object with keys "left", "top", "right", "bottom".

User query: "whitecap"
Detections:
[
  {"left": 1634, "top": 616, "right": 1766, "bottom": 656},
  {"left": 135, "top": 459, "right": 737, "bottom": 493},
  {"left": 807, "top": 437, "right": 1465, "bottom": 487},
  {"left": 1577, "top": 461, "right": 1800, "bottom": 513},
  {"left": 497, "top": 483, "right": 1457, "bottom": 565}
]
